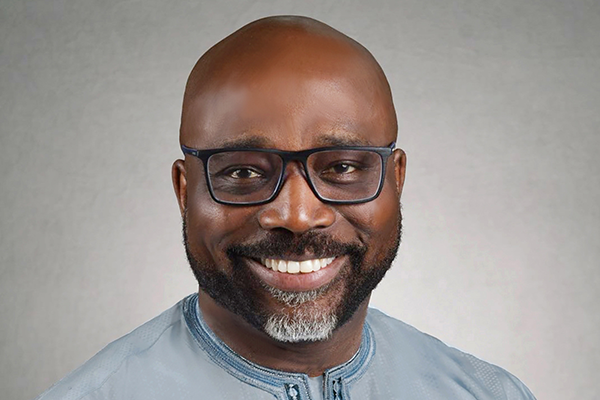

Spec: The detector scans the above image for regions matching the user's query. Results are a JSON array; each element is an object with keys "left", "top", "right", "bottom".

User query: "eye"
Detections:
[
  {"left": 228, "top": 168, "right": 263, "bottom": 179},
  {"left": 325, "top": 163, "right": 358, "bottom": 175}
]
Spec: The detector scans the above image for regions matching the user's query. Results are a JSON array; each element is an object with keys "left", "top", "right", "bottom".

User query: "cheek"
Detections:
[
  {"left": 185, "top": 168, "right": 257, "bottom": 261},
  {"left": 338, "top": 172, "right": 400, "bottom": 260},
  {"left": 352, "top": 192, "right": 399, "bottom": 239}
]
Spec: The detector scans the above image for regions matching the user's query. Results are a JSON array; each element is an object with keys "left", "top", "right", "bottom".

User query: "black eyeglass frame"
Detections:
[{"left": 181, "top": 142, "right": 396, "bottom": 206}]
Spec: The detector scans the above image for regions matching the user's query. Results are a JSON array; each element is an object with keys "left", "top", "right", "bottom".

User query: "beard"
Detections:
[{"left": 183, "top": 210, "right": 402, "bottom": 343}]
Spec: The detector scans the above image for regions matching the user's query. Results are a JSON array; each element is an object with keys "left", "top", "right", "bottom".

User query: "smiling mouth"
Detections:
[{"left": 260, "top": 257, "right": 336, "bottom": 274}]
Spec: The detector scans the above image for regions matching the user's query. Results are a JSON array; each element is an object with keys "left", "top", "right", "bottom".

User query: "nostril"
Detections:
[
  {"left": 312, "top": 207, "right": 337, "bottom": 229},
  {"left": 257, "top": 207, "right": 286, "bottom": 230}
]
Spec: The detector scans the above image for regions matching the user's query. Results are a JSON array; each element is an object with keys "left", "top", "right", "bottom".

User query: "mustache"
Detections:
[{"left": 226, "top": 231, "right": 367, "bottom": 261}]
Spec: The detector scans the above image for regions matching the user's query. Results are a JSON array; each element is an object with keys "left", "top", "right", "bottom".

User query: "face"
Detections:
[{"left": 174, "top": 35, "right": 406, "bottom": 343}]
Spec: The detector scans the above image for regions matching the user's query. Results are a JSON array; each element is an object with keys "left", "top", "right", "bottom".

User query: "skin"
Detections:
[{"left": 172, "top": 16, "right": 407, "bottom": 377}]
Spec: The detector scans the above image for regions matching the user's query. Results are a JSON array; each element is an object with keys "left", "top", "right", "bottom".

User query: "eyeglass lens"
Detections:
[{"left": 207, "top": 150, "right": 383, "bottom": 203}]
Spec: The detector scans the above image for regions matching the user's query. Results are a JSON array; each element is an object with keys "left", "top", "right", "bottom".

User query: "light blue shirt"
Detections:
[{"left": 36, "top": 294, "right": 536, "bottom": 399}]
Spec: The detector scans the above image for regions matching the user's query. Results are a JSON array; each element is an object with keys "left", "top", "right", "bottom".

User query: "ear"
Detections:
[
  {"left": 393, "top": 148, "right": 407, "bottom": 198},
  {"left": 172, "top": 159, "right": 187, "bottom": 216}
]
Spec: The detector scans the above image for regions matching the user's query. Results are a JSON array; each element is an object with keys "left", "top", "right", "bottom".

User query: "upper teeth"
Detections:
[{"left": 261, "top": 258, "right": 335, "bottom": 274}]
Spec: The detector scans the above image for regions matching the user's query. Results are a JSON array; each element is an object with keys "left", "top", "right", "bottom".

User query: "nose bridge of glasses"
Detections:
[
  {"left": 279, "top": 157, "right": 311, "bottom": 191},
  {"left": 279, "top": 148, "right": 322, "bottom": 181}
]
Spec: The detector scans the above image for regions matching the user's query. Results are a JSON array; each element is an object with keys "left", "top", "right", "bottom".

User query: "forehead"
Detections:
[{"left": 180, "top": 34, "right": 395, "bottom": 151}]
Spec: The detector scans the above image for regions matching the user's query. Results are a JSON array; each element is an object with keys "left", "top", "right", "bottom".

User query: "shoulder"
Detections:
[
  {"left": 365, "top": 308, "right": 536, "bottom": 400},
  {"left": 36, "top": 298, "right": 188, "bottom": 400}
]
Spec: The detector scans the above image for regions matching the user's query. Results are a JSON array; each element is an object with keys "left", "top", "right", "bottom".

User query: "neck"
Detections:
[{"left": 197, "top": 291, "right": 370, "bottom": 377}]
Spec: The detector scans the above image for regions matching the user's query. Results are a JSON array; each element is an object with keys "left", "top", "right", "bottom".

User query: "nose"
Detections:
[{"left": 257, "top": 163, "right": 336, "bottom": 234}]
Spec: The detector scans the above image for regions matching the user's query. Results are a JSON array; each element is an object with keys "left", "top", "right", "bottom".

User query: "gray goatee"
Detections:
[{"left": 263, "top": 286, "right": 338, "bottom": 342}]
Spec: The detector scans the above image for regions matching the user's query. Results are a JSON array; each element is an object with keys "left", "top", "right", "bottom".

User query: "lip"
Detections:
[{"left": 245, "top": 256, "right": 345, "bottom": 292}]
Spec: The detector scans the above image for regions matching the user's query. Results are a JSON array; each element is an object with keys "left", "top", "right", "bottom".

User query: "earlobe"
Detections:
[
  {"left": 393, "top": 149, "right": 407, "bottom": 197},
  {"left": 172, "top": 159, "right": 187, "bottom": 216}
]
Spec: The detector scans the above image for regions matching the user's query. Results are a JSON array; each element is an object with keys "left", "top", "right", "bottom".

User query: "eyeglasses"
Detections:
[{"left": 181, "top": 142, "right": 395, "bottom": 206}]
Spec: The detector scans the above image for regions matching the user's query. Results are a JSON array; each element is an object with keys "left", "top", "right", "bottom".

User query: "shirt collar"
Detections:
[{"left": 182, "top": 293, "right": 375, "bottom": 394}]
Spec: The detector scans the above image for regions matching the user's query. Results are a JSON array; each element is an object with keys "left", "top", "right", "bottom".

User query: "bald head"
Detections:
[{"left": 180, "top": 16, "right": 397, "bottom": 147}]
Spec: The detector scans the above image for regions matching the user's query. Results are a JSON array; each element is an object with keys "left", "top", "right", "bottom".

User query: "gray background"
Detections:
[{"left": 1, "top": 0, "right": 598, "bottom": 399}]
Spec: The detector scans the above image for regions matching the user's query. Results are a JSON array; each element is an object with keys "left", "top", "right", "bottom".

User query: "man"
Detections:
[{"left": 37, "top": 16, "right": 536, "bottom": 400}]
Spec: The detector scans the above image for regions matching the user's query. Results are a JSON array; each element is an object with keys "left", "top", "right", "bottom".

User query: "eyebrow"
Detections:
[
  {"left": 313, "top": 134, "right": 372, "bottom": 147},
  {"left": 215, "top": 133, "right": 374, "bottom": 150},
  {"left": 218, "top": 136, "right": 271, "bottom": 149}
]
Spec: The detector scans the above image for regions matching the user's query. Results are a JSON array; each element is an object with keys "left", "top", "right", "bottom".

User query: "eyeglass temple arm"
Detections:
[{"left": 181, "top": 144, "right": 198, "bottom": 156}]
